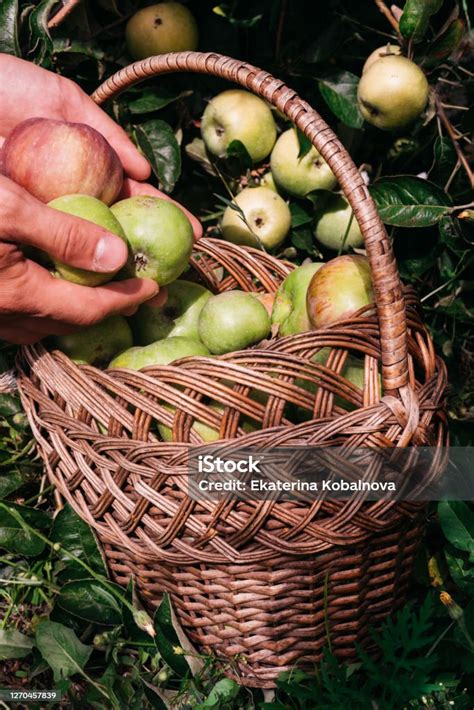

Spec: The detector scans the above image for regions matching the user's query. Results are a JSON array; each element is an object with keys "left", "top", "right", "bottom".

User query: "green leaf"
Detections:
[
  {"left": 196, "top": 678, "right": 240, "bottom": 709},
  {"left": 445, "top": 548, "right": 474, "bottom": 591},
  {"left": 424, "top": 19, "right": 466, "bottom": 66},
  {"left": 399, "top": 0, "right": 443, "bottom": 42},
  {"left": 51, "top": 505, "right": 107, "bottom": 581},
  {"left": 0, "top": 503, "right": 51, "bottom": 556},
  {"left": 0, "top": 629, "right": 34, "bottom": 661},
  {"left": 29, "top": 0, "right": 56, "bottom": 64},
  {"left": 290, "top": 203, "right": 313, "bottom": 229},
  {"left": 56, "top": 579, "right": 122, "bottom": 625},
  {"left": 370, "top": 176, "right": 451, "bottom": 227},
  {"left": 439, "top": 501, "right": 474, "bottom": 554},
  {"left": 0, "top": 0, "right": 20, "bottom": 55},
  {"left": 135, "top": 120, "right": 181, "bottom": 193},
  {"left": 296, "top": 128, "right": 312, "bottom": 159},
  {"left": 0, "top": 469, "right": 27, "bottom": 499},
  {"left": 318, "top": 71, "right": 364, "bottom": 129},
  {"left": 153, "top": 594, "right": 190, "bottom": 677},
  {"left": 0, "top": 393, "right": 22, "bottom": 418},
  {"left": 35, "top": 620, "right": 92, "bottom": 682},
  {"left": 128, "top": 88, "right": 192, "bottom": 115},
  {"left": 225, "top": 139, "right": 253, "bottom": 170},
  {"left": 291, "top": 228, "right": 315, "bottom": 253}
]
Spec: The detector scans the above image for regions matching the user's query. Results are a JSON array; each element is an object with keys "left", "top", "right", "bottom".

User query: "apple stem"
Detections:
[{"left": 373, "top": 0, "right": 401, "bottom": 35}]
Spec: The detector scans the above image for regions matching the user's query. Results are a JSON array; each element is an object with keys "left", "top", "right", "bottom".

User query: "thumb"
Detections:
[{"left": 1, "top": 177, "right": 128, "bottom": 273}]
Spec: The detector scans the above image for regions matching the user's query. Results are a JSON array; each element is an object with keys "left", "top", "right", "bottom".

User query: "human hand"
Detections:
[{"left": 0, "top": 176, "right": 160, "bottom": 344}]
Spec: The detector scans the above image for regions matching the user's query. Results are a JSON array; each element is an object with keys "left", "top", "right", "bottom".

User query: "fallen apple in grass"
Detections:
[
  {"left": 307, "top": 255, "right": 374, "bottom": 328},
  {"left": 221, "top": 186, "right": 291, "bottom": 250},
  {"left": 271, "top": 262, "right": 323, "bottom": 336},
  {"left": 270, "top": 128, "right": 337, "bottom": 197},
  {"left": 201, "top": 90, "right": 277, "bottom": 163},
  {"left": 109, "top": 336, "right": 210, "bottom": 369},
  {"left": 198, "top": 291, "right": 271, "bottom": 355},
  {"left": 357, "top": 55, "right": 429, "bottom": 130},
  {"left": 125, "top": 2, "right": 199, "bottom": 60},
  {"left": 131, "top": 279, "right": 212, "bottom": 345},
  {"left": 111, "top": 196, "right": 193, "bottom": 285},
  {"left": 53, "top": 316, "right": 133, "bottom": 366},
  {"left": 314, "top": 195, "right": 364, "bottom": 252},
  {"left": 48, "top": 194, "right": 128, "bottom": 286},
  {"left": 2, "top": 118, "right": 123, "bottom": 204}
]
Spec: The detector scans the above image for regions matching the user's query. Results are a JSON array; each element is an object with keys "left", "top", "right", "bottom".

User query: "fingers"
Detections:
[
  {"left": 21, "top": 260, "right": 159, "bottom": 327},
  {"left": 0, "top": 176, "right": 128, "bottom": 274},
  {"left": 119, "top": 178, "right": 204, "bottom": 240},
  {"left": 70, "top": 84, "right": 151, "bottom": 182}
]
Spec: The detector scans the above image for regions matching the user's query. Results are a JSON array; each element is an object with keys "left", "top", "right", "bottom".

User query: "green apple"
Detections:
[
  {"left": 357, "top": 56, "right": 429, "bottom": 130},
  {"left": 201, "top": 90, "right": 277, "bottom": 163},
  {"left": 53, "top": 316, "right": 132, "bottom": 366},
  {"left": 48, "top": 194, "right": 128, "bottom": 286},
  {"left": 158, "top": 402, "right": 256, "bottom": 442},
  {"left": 362, "top": 44, "right": 402, "bottom": 73},
  {"left": 109, "top": 336, "right": 210, "bottom": 369},
  {"left": 260, "top": 171, "right": 278, "bottom": 192},
  {"left": 271, "top": 262, "right": 323, "bottom": 336},
  {"left": 314, "top": 195, "right": 364, "bottom": 251},
  {"left": 306, "top": 255, "right": 374, "bottom": 328},
  {"left": 111, "top": 196, "right": 193, "bottom": 285},
  {"left": 221, "top": 187, "right": 291, "bottom": 250},
  {"left": 125, "top": 2, "right": 198, "bottom": 60},
  {"left": 131, "top": 279, "right": 212, "bottom": 345},
  {"left": 270, "top": 128, "right": 337, "bottom": 197},
  {"left": 198, "top": 291, "right": 271, "bottom": 354}
]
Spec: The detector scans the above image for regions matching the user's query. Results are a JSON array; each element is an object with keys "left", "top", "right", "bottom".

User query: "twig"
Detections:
[
  {"left": 436, "top": 95, "right": 474, "bottom": 189},
  {"left": 48, "top": 0, "right": 82, "bottom": 29},
  {"left": 275, "top": 0, "right": 288, "bottom": 63},
  {"left": 374, "top": 0, "right": 400, "bottom": 33}
]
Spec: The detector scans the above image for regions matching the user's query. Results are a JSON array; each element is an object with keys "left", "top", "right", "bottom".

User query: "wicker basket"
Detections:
[{"left": 17, "top": 53, "right": 448, "bottom": 688}]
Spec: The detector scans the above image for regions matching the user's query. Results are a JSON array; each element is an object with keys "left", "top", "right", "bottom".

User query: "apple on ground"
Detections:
[
  {"left": 2, "top": 118, "right": 122, "bottom": 204},
  {"left": 270, "top": 128, "right": 337, "bottom": 197},
  {"left": 126, "top": 2, "right": 198, "bottom": 60},
  {"left": 314, "top": 194, "right": 364, "bottom": 252},
  {"left": 221, "top": 186, "right": 291, "bottom": 250},
  {"left": 109, "top": 336, "right": 210, "bottom": 369},
  {"left": 198, "top": 291, "right": 271, "bottom": 355},
  {"left": 53, "top": 316, "right": 133, "bottom": 366},
  {"left": 201, "top": 90, "right": 277, "bottom": 163},
  {"left": 362, "top": 44, "right": 402, "bottom": 73},
  {"left": 307, "top": 255, "right": 374, "bottom": 328},
  {"left": 48, "top": 194, "right": 128, "bottom": 286},
  {"left": 260, "top": 171, "right": 278, "bottom": 192},
  {"left": 357, "top": 56, "right": 429, "bottom": 130},
  {"left": 131, "top": 279, "right": 212, "bottom": 345},
  {"left": 271, "top": 262, "right": 323, "bottom": 336},
  {"left": 111, "top": 196, "right": 193, "bottom": 285}
]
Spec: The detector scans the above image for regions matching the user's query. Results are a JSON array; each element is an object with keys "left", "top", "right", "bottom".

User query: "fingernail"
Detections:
[
  {"left": 93, "top": 235, "right": 128, "bottom": 272},
  {"left": 147, "top": 287, "right": 168, "bottom": 308}
]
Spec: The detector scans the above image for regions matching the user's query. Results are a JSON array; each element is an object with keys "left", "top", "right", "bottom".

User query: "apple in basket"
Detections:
[
  {"left": 271, "top": 262, "right": 323, "bottom": 336},
  {"left": 307, "top": 255, "right": 374, "bottom": 328},
  {"left": 53, "top": 316, "right": 133, "bottom": 367},
  {"left": 1, "top": 117, "right": 123, "bottom": 205},
  {"left": 130, "top": 280, "right": 212, "bottom": 345}
]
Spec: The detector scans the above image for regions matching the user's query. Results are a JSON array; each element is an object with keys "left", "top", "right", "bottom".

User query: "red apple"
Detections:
[
  {"left": 306, "top": 255, "right": 374, "bottom": 328},
  {"left": 1, "top": 118, "right": 123, "bottom": 204}
]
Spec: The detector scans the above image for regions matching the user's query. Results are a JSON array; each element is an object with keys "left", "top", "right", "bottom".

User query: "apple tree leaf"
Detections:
[
  {"left": 29, "top": 0, "right": 56, "bottom": 64},
  {"left": 0, "top": 503, "right": 51, "bottom": 556},
  {"left": 153, "top": 594, "right": 192, "bottom": 677},
  {"left": 369, "top": 176, "right": 451, "bottom": 227},
  {"left": 225, "top": 139, "right": 253, "bottom": 170},
  {"left": 35, "top": 620, "right": 92, "bottom": 682},
  {"left": 318, "top": 71, "right": 364, "bottom": 129},
  {"left": 399, "top": 0, "right": 443, "bottom": 43},
  {"left": 128, "top": 88, "right": 193, "bottom": 115},
  {"left": 0, "top": 0, "right": 20, "bottom": 55},
  {"left": 0, "top": 629, "right": 34, "bottom": 661},
  {"left": 135, "top": 119, "right": 181, "bottom": 194},
  {"left": 424, "top": 19, "right": 466, "bottom": 66}
]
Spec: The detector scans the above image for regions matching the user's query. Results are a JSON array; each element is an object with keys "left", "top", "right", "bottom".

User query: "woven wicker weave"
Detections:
[{"left": 17, "top": 53, "right": 448, "bottom": 688}]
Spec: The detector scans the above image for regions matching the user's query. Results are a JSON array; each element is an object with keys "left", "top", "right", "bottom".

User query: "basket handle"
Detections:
[{"left": 92, "top": 52, "right": 409, "bottom": 395}]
